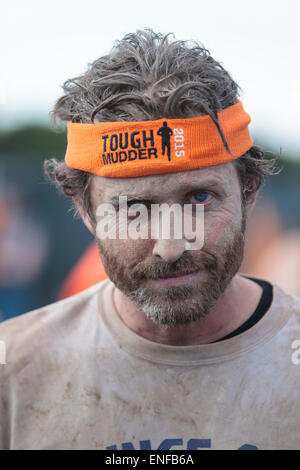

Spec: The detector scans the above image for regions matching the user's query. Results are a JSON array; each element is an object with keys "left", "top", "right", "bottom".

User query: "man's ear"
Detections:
[{"left": 72, "top": 197, "right": 94, "bottom": 235}]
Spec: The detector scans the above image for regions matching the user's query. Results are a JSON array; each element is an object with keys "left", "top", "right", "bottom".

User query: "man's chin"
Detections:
[
  {"left": 126, "top": 283, "right": 221, "bottom": 326},
  {"left": 129, "top": 282, "right": 197, "bottom": 303}
]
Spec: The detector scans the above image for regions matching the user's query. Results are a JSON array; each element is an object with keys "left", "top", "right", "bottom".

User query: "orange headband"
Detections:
[{"left": 65, "top": 99, "right": 253, "bottom": 178}]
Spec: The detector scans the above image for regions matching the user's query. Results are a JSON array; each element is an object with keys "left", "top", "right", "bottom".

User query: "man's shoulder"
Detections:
[
  {"left": 272, "top": 281, "right": 300, "bottom": 318},
  {"left": 0, "top": 279, "right": 111, "bottom": 365},
  {"left": 244, "top": 273, "right": 300, "bottom": 316}
]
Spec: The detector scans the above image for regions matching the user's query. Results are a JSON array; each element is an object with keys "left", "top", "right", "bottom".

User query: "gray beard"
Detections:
[
  {"left": 128, "top": 279, "right": 221, "bottom": 327},
  {"left": 127, "top": 258, "right": 236, "bottom": 327}
]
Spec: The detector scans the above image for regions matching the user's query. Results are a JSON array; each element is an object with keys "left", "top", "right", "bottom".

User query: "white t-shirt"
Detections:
[{"left": 0, "top": 275, "right": 300, "bottom": 450}]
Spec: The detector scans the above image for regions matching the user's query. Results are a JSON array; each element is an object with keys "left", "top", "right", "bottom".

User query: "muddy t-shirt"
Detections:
[{"left": 0, "top": 275, "right": 300, "bottom": 450}]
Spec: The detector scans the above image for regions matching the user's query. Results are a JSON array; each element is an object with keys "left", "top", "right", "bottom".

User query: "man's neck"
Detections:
[{"left": 112, "top": 273, "right": 263, "bottom": 346}]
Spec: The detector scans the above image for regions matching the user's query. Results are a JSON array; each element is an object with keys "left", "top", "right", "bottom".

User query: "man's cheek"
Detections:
[
  {"left": 202, "top": 213, "right": 240, "bottom": 250},
  {"left": 114, "top": 237, "right": 150, "bottom": 264}
]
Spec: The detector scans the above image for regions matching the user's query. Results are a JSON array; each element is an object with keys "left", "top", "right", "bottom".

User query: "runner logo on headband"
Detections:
[{"left": 157, "top": 122, "right": 173, "bottom": 161}]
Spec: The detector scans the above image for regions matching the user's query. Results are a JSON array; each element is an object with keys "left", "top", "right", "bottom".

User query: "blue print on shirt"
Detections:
[{"left": 106, "top": 438, "right": 259, "bottom": 450}]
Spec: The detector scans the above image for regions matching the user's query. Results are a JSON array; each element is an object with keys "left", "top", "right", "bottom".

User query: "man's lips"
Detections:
[
  {"left": 153, "top": 270, "right": 198, "bottom": 279},
  {"left": 144, "top": 269, "right": 201, "bottom": 287}
]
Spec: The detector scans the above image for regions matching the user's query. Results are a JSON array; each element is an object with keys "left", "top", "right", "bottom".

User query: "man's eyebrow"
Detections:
[
  {"left": 106, "top": 179, "right": 227, "bottom": 205},
  {"left": 108, "top": 194, "right": 149, "bottom": 206},
  {"left": 173, "top": 179, "right": 227, "bottom": 197}
]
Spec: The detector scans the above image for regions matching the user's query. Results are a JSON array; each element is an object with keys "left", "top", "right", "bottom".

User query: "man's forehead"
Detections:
[{"left": 94, "top": 162, "right": 235, "bottom": 200}]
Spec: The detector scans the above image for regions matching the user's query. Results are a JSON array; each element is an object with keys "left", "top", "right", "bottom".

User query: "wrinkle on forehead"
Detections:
[{"left": 92, "top": 161, "right": 238, "bottom": 204}]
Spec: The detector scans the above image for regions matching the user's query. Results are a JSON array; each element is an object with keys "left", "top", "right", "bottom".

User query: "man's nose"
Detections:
[{"left": 152, "top": 238, "right": 186, "bottom": 263}]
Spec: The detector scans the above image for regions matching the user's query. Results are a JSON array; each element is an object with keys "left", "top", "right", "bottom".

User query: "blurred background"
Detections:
[{"left": 0, "top": 0, "right": 299, "bottom": 321}]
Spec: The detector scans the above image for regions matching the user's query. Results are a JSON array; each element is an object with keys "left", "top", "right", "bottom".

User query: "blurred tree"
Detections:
[{"left": 0, "top": 125, "right": 67, "bottom": 161}]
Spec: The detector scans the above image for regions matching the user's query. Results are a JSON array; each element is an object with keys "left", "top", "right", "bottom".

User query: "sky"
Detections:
[{"left": 1, "top": 0, "right": 300, "bottom": 159}]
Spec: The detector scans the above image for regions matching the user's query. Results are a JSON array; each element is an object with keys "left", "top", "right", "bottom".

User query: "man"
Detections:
[
  {"left": 157, "top": 121, "right": 173, "bottom": 160},
  {"left": 0, "top": 29, "right": 300, "bottom": 450}
]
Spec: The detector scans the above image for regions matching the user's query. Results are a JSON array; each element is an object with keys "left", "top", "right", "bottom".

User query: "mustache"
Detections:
[{"left": 131, "top": 251, "right": 218, "bottom": 281}]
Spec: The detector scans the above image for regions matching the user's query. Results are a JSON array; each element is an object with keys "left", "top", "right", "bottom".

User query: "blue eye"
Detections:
[{"left": 191, "top": 192, "right": 212, "bottom": 203}]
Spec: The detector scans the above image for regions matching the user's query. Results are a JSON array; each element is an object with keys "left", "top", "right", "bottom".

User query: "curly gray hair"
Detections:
[{"left": 44, "top": 29, "right": 280, "bottom": 224}]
